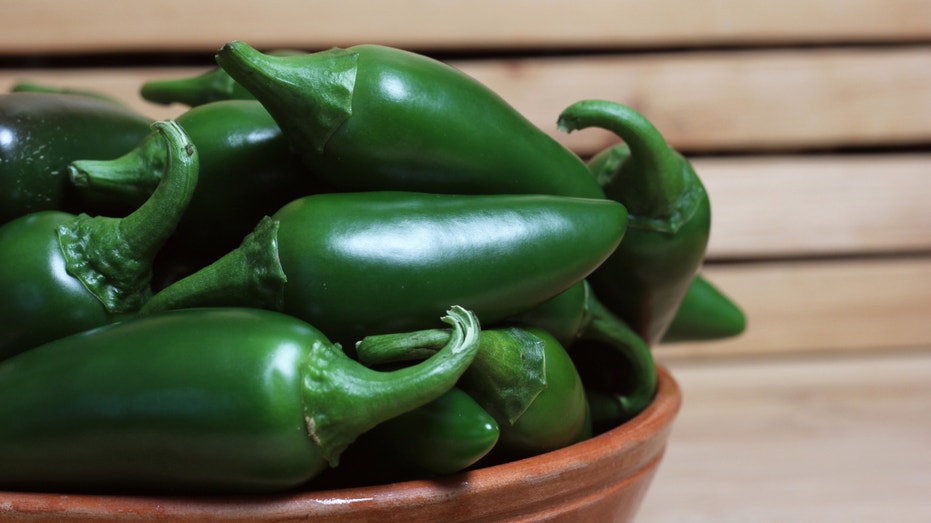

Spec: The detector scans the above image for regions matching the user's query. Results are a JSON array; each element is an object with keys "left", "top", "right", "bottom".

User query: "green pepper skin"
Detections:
[
  {"left": 144, "top": 191, "right": 627, "bottom": 347},
  {"left": 357, "top": 325, "right": 589, "bottom": 458},
  {"left": 491, "top": 327, "right": 589, "bottom": 457},
  {"left": 354, "top": 387, "right": 500, "bottom": 478},
  {"left": 505, "top": 280, "right": 656, "bottom": 423},
  {"left": 0, "top": 211, "right": 110, "bottom": 357},
  {"left": 0, "top": 121, "right": 199, "bottom": 361},
  {"left": 70, "top": 100, "right": 320, "bottom": 264},
  {"left": 559, "top": 100, "right": 712, "bottom": 346},
  {"left": 0, "top": 306, "right": 481, "bottom": 494},
  {"left": 0, "top": 92, "right": 153, "bottom": 224},
  {"left": 661, "top": 273, "right": 747, "bottom": 343},
  {"left": 214, "top": 42, "right": 604, "bottom": 200}
]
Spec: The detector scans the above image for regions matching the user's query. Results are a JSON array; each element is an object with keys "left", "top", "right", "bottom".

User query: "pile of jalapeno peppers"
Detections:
[{"left": 0, "top": 41, "right": 745, "bottom": 495}]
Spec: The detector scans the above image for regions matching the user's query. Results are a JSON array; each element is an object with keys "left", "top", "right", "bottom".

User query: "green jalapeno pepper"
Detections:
[
  {"left": 0, "top": 306, "right": 480, "bottom": 494},
  {"left": 142, "top": 191, "right": 627, "bottom": 347},
  {"left": 506, "top": 280, "right": 656, "bottom": 423},
  {"left": 213, "top": 41, "right": 604, "bottom": 200},
  {"left": 357, "top": 324, "right": 590, "bottom": 458},
  {"left": 662, "top": 273, "right": 747, "bottom": 343},
  {"left": 348, "top": 387, "right": 500, "bottom": 480},
  {"left": 69, "top": 100, "right": 320, "bottom": 268},
  {"left": 0, "top": 92, "right": 153, "bottom": 224},
  {"left": 558, "top": 100, "right": 712, "bottom": 346},
  {"left": 0, "top": 120, "right": 198, "bottom": 360},
  {"left": 140, "top": 49, "right": 306, "bottom": 107},
  {"left": 10, "top": 81, "right": 127, "bottom": 106}
]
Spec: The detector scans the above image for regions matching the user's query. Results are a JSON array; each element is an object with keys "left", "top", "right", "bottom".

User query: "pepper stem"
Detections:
[
  {"left": 140, "top": 216, "right": 286, "bottom": 314},
  {"left": 357, "top": 325, "right": 548, "bottom": 427},
  {"left": 214, "top": 41, "right": 357, "bottom": 153},
  {"left": 57, "top": 120, "right": 199, "bottom": 314},
  {"left": 557, "top": 99, "right": 699, "bottom": 232},
  {"left": 577, "top": 292, "right": 657, "bottom": 419},
  {"left": 305, "top": 305, "right": 482, "bottom": 466},
  {"left": 140, "top": 69, "right": 241, "bottom": 107},
  {"left": 68, "top": 130, "right": 167, "bottom": 205}
]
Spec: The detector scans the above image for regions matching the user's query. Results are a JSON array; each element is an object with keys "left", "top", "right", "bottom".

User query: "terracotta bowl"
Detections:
[{"left": 1, "top": 366, "right": 680, "bottom": 523}]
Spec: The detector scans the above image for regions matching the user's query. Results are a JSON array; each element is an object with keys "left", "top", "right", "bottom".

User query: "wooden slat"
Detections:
[
  {"left": 655, "top": 258, "right": 931, "bottom": 360},
  {"left": 695, "top": 154, "right": 931, "bottom": 259},
  {"left": 3, "top": 47, "right": 931, "bottom": 154},
  {"left": 639, "top": 350, "right": 931, "bottom": 522},
  {"left": 2, "top": 0, "right": 930, "bottom": 53}
]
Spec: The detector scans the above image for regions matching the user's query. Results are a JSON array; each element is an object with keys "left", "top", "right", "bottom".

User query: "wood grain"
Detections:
[
  {"left": 639, "top": 350, "right": 931, "bottom": 523},
  {"left": 3, "top": 47, "right": 930, "bottom": 154},
  {"left": 3, "top": 0, "right": 930, "bottom": 53},
  {"left": 656, "top": 258, "right": 931, "bottom": 359}
]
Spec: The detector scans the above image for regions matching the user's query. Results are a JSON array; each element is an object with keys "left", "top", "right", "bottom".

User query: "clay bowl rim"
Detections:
[{"left": 0, "top": 365, "right": 682, "bottom": 520}]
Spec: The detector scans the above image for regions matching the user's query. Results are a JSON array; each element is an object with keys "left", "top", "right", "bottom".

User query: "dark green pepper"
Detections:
[
  {"left": 357, "top": 324, "right": 590, "bottom": 458},
  {"left": 558, "top": 100, "right": 712, "bottom": 346},
  {"left": 140, "top": 50, "right": 306, "bottom": 107},
  {"left": 0, "top": 120, "right": 198, "bottom": 360},
  {"left": 0, "top": 92, "right": 153, "bottom": 224},
  {"left": 69, "top": 100, "right": 320, "bottom": 265},
  {"left": 662, "top": 273, "right": 747, "bottom": 343},
  {"left": 213, "top": 41, "right": 604, "bottom": 200},
  {"left": 506, "top": 280, "right": 656, "bottom": 423},
  {"left": 0, "top": 306, "right": 480, "bottom": 494},
  {"left": 350, "top": 387, "right": 500, "bottom": 479},
  {"left": 142, "top": 191, "right": 627, "bottom": 347}
]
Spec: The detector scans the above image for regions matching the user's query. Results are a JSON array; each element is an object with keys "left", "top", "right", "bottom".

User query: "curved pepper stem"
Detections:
[
  {"left": 57, "top": 120, "right": 199, "bottom": 314},
  {"left": 356, "top": 325, "right": 548, "bottom": 427},
  {"left": 140, "top": 70, "right": 243, "bottom": 107},
  {"left": 305, "top": 305, "right": 482, "bottom": 466},
  {"left": 577, "top": 290, "right": 657, "bottom": 418},
  {"left": 557, "top": 99, "right": 702, "bottom": 233},
  {"left": 69, "top": 127, "right": 170, "bottom": 206}
]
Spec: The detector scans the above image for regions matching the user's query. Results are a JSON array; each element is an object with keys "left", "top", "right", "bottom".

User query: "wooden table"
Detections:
[{"left": 638, "top": 349, "right": 931, "bottom": 522}]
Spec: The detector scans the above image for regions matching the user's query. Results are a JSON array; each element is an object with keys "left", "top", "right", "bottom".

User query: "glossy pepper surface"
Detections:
[
  {"left": 69, "top": 100, "right": 318, "bottom": 263},
  {"left": 0, "top": 120, "right": 198, "bottom": 360},
  {"left": 0, "top": 306, "right": 480, "bottom": 494},
  {"left": 662, "top": 273, "right": 747, "bottom": 343},
  {"left": 357, "top": 324, "right": 590, "bottom": 457},
  {"left": 0, "top": 92, "right": 152, "bottom": 224},
  {"left": 559, "top": 100, "right": 711, "bottom": 346},
  {"left": 352, "top": 387, "right": 500, "bottom": 478},
  {"left": 213, "top": 41, "right": 604, "bottom": 200},
  {"left": 507, "top": 280, "right": 656, "bottom": 422},
  {"left": 142, "top": 191, "right": 627, "bottom": 347}
]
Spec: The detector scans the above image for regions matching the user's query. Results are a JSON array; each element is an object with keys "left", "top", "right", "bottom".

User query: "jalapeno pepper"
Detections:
[
  {"left": 0, "top": 92, "right": 153, "bottom": 224},
  {"left": 558, "top": 100, "right": 711, "bottom": 346},
  {"left": 142, "top": 191, "right": 627, "bottom": 347},
  {"left": 357, "top": 323, "right": 590, "bottom": 458},
  {"left": 69, "top": 100, "right": 320, "bottom": 267},
  {"left": 213, "top": 41, "right": 604, "bottom": 200},
  {"left": 0, "top": 306, "right": 480, "bottom": 494},
  {"left": 506, "top": 280, "right": 656, "bottom": 423},
  {"left": 0, "top": 120, "right": 198, "bottom": 360},
  {"left": 662, "top": 273, "right": 747, "bottom": 343},
  {"left": 349, "top": 387, "right": 500, "bottom": 479},
  {"left": 140, "top": 49, "right": 306, "bottom": 107},
  {"left": 11, "top": 81, "right": 127, "bottom": 106}
]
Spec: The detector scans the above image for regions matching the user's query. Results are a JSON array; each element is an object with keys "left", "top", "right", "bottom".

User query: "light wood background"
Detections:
[{"left": 2, "top": 1, "right": 929, "bottom": 521}]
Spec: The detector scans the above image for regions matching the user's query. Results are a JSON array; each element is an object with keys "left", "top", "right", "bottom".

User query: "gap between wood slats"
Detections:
[
  {"left": 3, "top": 0, "right": 931, "bottom": 53},
  {"left": 654, "top": 257, "right": 931, "bottom": 361},
  {"left": 2, "top": 46, "right": 930, "bottom": 154}
]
